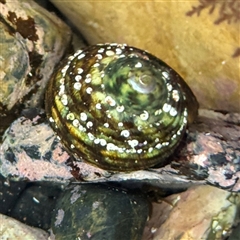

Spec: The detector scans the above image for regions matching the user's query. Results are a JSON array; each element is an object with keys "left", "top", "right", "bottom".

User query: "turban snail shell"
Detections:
[{"left": 45, "top": 43, "right": 198, "bottom": 171}]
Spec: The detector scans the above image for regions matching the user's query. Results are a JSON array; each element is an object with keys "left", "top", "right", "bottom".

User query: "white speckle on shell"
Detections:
[
  {"left": 105, "top": 96, "right": 116, "bottom": 106},
  {"left": 128, "top": 139, "right": 139, "bottom": 148},
  {"left": 93, "top": 63, "right": 100, "bottom": 68},
  {"left": 172, "top": 90, "right": 180, "bottom": 102},
  {"left": 86, "top": 121, "right": 93, "bottom": 128},
  {"left": 94, "top": 138, "right": 100, "bottom": 144},
  {"left": 49, "top": 117, "right": 54, "bottom": 123},
  {"left": 148, "top": 147, "right": 153, "bottom": 153},
  {"left": 79, "top": 125, "right": 86, "bottom": 132},
  {"left": 140, "top": 110, "right": 149, "bottom": 121},
  {"left": 155, "top": 143, "right": 162, "bottom": 149},
  {"left": 98, "top": 48, "right": 105, "bottom": 53},
  {"left": 135, "top": 62, "right": 142, "bottom": 68},
  {"left": 169, "top": 107, "right": 178, "bottom": 117},
  {"left": 118, "top": 122, "right": 123, "bottom": 127},
  {"left": 106, "top": 143, "right": 117, "bottom": 151},
  {"left": 162, "top": 103, "right": 171, "bottom": 113},
  {"left": 72, "top": 119, "right": 80, "bottom": 127},
  {"left": 162, "top": 142, "right": 169, "bottom": 146},
  {"left": 106, "top": 50, "right": 115, "bottom": 56},
  {"left": 85, "top": 76, "right": 91, "bottom": 83},
  {"left": 74, "top": 82, "right": 82, "bottom": 90},
  {"left": 171, "top": 134, "right": 177, "bottom": 140},
  {"left": 73, "top": 49, "right": 82, "bottom": 57},
  {"left": 88, "top": 132, "right": 95, "bottom": 141},
  {"left": 59, "top": 78, "right": 64, "bottom": 84},
  {"left": 120, "top": 130, "right": 130, "bottom": 138},
  {"left": 167, "top": 83, "right": 172, "bottom": 92},
  {"left": 80, "top": 112, "right": 88, "bottom": 121},
  {"left": 162, "top": 71, "right": 169, "bottom": 79},
  {"left": 78, "top": 53, "right": 85, "bottom": 59},
  {"left": 58, "top": 85, "right": 65, "bottom": 96},
  {"left": 75, "top": 75, "right": 82, "bottom": 81},
  {"left": 100, "top": 139, "right": 107, "bottom": 146},
  {"left": 116, "top": 105, "right": 125, "bottom": 112},
  {"left": 154, "top": 109, "right": 162, "bottom": 116},
  {"left": 95, "top": 54, "right": 103, "bottom": 59},
  {"left": 96, "top": 103, "right": 102, "bottom": 109},
  {"left": 137, "top": 149, "right": 143, "bottom": 154},
  {"left": 86, "top": 87, "right": 93, "bottom": 94},
  {"left": 77, "top": 68, "right": 83, "bottom": 74},
  {"left": 115, "top": 48, "right": 122, "bottom": 55},
  {"left": 61, "top": 65, "right": 69, "bottom": 74},
  {"left": 61, "top": 94, "right": 68, "bottom": 106}
]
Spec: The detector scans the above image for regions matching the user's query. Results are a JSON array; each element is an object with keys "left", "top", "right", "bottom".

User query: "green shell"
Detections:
[{"left": 45, "top": 43, "right": 198, "bottom": 171}]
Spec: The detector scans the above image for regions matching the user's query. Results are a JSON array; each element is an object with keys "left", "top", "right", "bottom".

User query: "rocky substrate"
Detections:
[{"left": 0, "top": 0, "right": 239, "bottom": 239}]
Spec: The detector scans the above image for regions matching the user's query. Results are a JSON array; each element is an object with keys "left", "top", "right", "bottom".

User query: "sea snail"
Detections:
[{"left": 45, "top": 43, "right": 198, "bottom": 171}]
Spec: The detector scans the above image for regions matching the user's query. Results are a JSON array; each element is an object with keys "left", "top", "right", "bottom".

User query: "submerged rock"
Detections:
[{"left": 50, "top": 184, "right": 149, "bottom": 240}]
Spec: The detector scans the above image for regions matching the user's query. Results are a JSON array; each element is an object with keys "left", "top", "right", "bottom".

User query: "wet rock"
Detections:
[
  {"left": 0, "top": 0, "right": 72, "bottom": 135},
  {"left": 0, "top": 112, "right": 73, "bottom": 183},
  {"left": 0, "top": 178, "right": 65, "bottom": 231},
  {"left": 143, "top": 185, "right": 240, "bottom": 240},
  {"left": 0, "top": 175, "right": 27, "bottom": 214},
  {"left": 8, "top": 182, "right": 63, "bottom": 230},
  {"left": 50, "top": 183, "right": 149, "bottom": 240},
  {"left": 172, "top": 109, "right": 240, "bottom": 191},
  {"left": 0, "top": 110, "right": 239, "bottom": 192},
  {"left": 0, "top": 213, "right": 49, "bottom": 239},
  {"left": 0, "top": 110, "right": 239, "bottom": 239}
]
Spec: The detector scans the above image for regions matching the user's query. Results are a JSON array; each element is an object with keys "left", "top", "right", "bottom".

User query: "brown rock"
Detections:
[
  {"left": 143, "top": 185, "right": 240, "bottom": 240},
  {"left": 0, "top": 214, "right": 49, "bottom": 239},
  {"left": 49, "top": 0, "right": 240, "bottom": 112},
  {"left": 0, "top": 0, "right": 72, "bottom": 134}
]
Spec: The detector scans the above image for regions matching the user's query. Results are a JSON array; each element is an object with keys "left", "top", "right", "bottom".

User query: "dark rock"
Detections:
[
  {"left": 8, "top": 182, "right": 63, "bottom": 230},
  {"left": 0, "top": 175, "right": 27, "bottom": 214},
  {"left": 51, "top": 183, "right": 149, "bottom": 240}
]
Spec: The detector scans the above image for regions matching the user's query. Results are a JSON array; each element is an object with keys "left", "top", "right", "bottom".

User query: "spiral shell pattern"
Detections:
[{"left": 45, "top": 43, "right": 198, "bottom": 171}]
